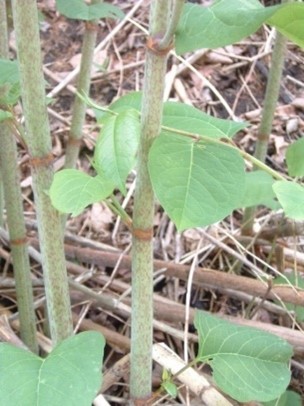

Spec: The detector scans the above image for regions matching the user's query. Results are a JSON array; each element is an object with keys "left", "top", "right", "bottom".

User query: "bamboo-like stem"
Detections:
[
  {"left": 11, "top": 0, "right": 73, "bottom": 344},
  {"left": 0, "top": 171, "right": 3, "bottom": 227},
  {"left": 0, "top": 0, "right": 38, "bottom": 353},
  {"left": 242, "top": 0, "right": 289, "bottom": 235},
  {"left": 64, "top": 0, "right": 101, "bottom": 169},
  {"left": 107, "top": 195, "right": 132, "bottom": 229},
  {"left": 0, "top": 1, "right": 6, "bottom": 228},
  {"left": 0, "top": 123, "right": 38, "bottom": 353},
  {"left": 130, "top": 0, "right": 181, "bottom": 402},
  {"left": 158, "top": 0, "right": 184, "bottom": 50}
]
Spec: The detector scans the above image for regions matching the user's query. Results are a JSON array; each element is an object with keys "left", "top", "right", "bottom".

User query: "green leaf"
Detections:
[
  {"left": 286, "top": 138, "right": 304, "bottom": 177},
  {"left": 93, "top": 107, "right": 108, "bottom": 123},
  {"left": 163, "top": 102, "right": 247, "bottom": 139},
  {"left": 0, "top": 59, "right": 19, "bottom": 85},
  {"left": 162, "top": 381, "right": 178, "bottom": 398},
  {"left": 94, "top": 109, "right": 140, "bottom": 194},
  {"left": 94, "top": 92, "right": 142, "bottom": 124},
  {"left": 107, "top": 92, "right": 247, "bottom": 139},
  {"left": 263, "top": 390, "right": 302, "bottom": 406},
  {"left": 50, "top": 169, "right": 114, "bottom": 216},
  {"left": 273, "top": 181, "right": 304, "bottom": 220},
  {"left": 0, "top": 332, "right": 105, "bottom": 406},
  {"left": 162, "top": 368, "right": 170, "bottom": 381},
  {"left": 195, "top": 311, "right": 293, "bottom": 403},
  {"left": 0, "top": 109, "right": 13, "bottom": 123},
  {"left": 148, "top": 133, "right": 245, "bottom": 231},
  {"left": 267, "top": 3, "right": 304, "bottom": 49},
  {"left": 237, "top": 170, "right": 280, "bottom": 210},
  {"left": 0, "top": 82, "right": 22, "bottom": 106},
  {"left": 274, "top": 274, "right": 304, "bottom": 322},
  {"left": 108, "top": 91, "right": 142, "bottom": 115},
  {"left": 175, "top": 1, "right": 281, "bottom": 54},
  {"left": 56, "top": 0, "right": 124, "bottom": 21}
]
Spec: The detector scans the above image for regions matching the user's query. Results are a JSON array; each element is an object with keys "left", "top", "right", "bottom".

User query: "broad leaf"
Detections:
[
  {"left": 56, "top": 0, "right": 124, "bottom": 21},
  {"left": 195, "top": 311, "right": 292, "bottom": 402},
  {"left": 94, "top": 109, "right": 140, "bottom": 194},
  {"left": 162, "top": 102, "right": 247, "bottom": 139},
  {"left": 273, "top": 181, "right": 304, "bottom": 220},
  {"left": 0, "top": 332, "right": 105, "bottom": 406},
  {"left": 50, "top": 169, "right": 114, "bottom": 216},
  {"left": 148, "top": 133, "right": 245, "bottom": 230},
  {"left": 162, "top": 381, "right": 178, "bottom": 398},
  {"left": 110, "top": 91, "right": 142, "bottom": 112},
  {"left": 274, "top": 274, "right": 304, "bottom": 322},
  {"left": 106, "top": 91, "right": 246, "bottom": 139},
  {"left": 286, "top": 138, "right": 304, "bottom": 177},
  {"left": 263, "top": 390, "right": 302, "bottom": 406},
  {"left": 0, "top": 109, "right": 13, "bottom": 123},
  {"left": 0, "top": 59, "right": 19, "bottom": 85},
  {"left": 175, "top": 0, "right": 281, "bottom": 54},
  {"left": 237, "top": 170, "right": 280, "bottom": 210},
  {"left": 0, "top": 82, "right": 22, "bottom": 106},
  {"left": 267, "top": 3, "right": 304, "bottom": 49},
  {"left": 101, "top": 91, "right": 142, "bottom": 121}
]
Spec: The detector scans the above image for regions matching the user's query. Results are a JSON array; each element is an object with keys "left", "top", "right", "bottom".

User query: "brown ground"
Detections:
[{"left": 2, "top": 0, "right": 304, "bottom": 404}]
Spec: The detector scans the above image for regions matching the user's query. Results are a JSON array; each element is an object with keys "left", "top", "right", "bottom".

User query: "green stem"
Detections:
[
  {"left": 242, "top": 0, "right": 289, "bottom": 235},
  {"left": 0, "top": 0, "right": 38, "bottom": 353},
  {"left": 0, "top": 0, "right": 7, "bottom": 229},
  {"left": 76, "top": 91, "right": 117, "bottom": 117},
  {"left": 12, "top": 0, "right": 73, "bottom": 345},
  {"left": 0, "top": 170, "right": 3, "bottom": 228},
  {"left": 107, "top": 194, "right": 132, "bottom": 229},
  {"left": 171, "top": 358, "right": 198, "bottom": 379},
  {"left": 158, "top": 0, "right": 184, "bottom": 50},
  {"left": 64, "top": 0, "right": 101, "bottom": 169},
  {"left": 130, "top": 1, "right": 183, "bottom": 402}
]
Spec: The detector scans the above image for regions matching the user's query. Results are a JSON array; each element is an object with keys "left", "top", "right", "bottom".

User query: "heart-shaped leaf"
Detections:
[
  {"left": 56, "top": 0, "right": 124, "bottom": 21},
  {"left": 0, "top": 109, "right": 13, "bottom": 123},
  {"left": 286, "top": 137, "right": 304, "bottom": 177},
  {"left": 237, "top": 170, "right": 280, "bottom": 210},
  {"left": 95, "top": 91, "right": 142, "bottom": 124},
  {"left": 148, "top": 133, "right": 245, "bottom": 231},
  {"left": 0, "top": 58, "right": 19, "bottom": 85},
  {"left": 273, "top": 181, "right": 304, "bottom": 220},
  {"left": 50, "top": 169, "right": 114, "bottom": 216},
  {"left": 106, "top": 92, "right": 247, "bottom": 139},
  {"left": 0, "top": 332, "right": 105, "bottom": 406},
  {"left": 0, "top": 82, "right": 22, "bottom": 106},
  {"left": 162, "top": 102, "right": 247, "bottom": 139},
  {"left": 267, "top": 3, "right": 304, "bottom": 49},
  {"left": 107, "top": 91, "right": 142, "bottom": 115},
  {"left": 274, "top": 274, "right": 304, "bottom": 322},
  {"left": 101, "top": 92, "right": 247, "bottom": 143},
  {"left": 94, "top": 109, "right": 140, "bottom": 194},
  {"left": 175, "top": 0, "right": 281, "bottom": 54},
  {"left": 195, "top": 311, "right": 292, "bottom": 402},
  {"left": 263, "top": 390, "right": 302, "bottom": 406},
  {"left": 162, "top": 381, "right": 178, "bottom": 398}
]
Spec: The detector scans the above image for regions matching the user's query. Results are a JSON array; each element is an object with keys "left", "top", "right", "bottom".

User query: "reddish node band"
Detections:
[
  {"left": 10, "top": 236, "right": 28, "bottom": 246},
  {"left": 146, "top": 36, "right": 173, "bottom": 56},
  {"left": 85, "top": 21, "right": 98, "bottom": 31},
  {"left": 67, "top": 137, "right": 82, "bottom": 147},
  {"left": 132, "top": 227, "right": 154, "bottom": 241},
  {"left": 29, "top": 153, "right": 54, "bottom": 168}
]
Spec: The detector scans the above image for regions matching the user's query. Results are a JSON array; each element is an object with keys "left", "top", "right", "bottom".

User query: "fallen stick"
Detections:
[{"left": 62, "top": 244, "right": 304, "bottom": 307}]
